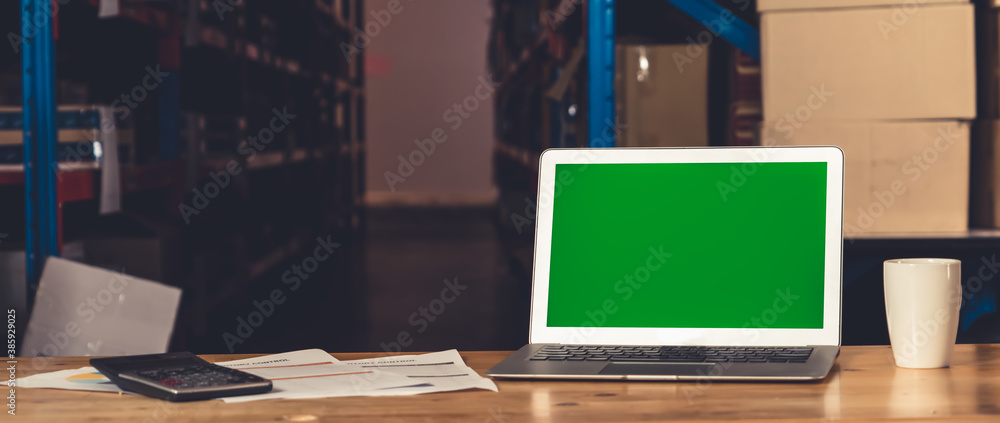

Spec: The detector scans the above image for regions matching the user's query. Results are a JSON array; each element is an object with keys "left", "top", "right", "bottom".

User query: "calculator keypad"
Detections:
[{"left": 133, "top": 365, "right": 264, "bottom": 389}]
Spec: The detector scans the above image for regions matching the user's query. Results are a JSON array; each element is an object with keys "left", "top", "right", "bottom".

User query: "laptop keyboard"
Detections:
[{"left": 529, "top": 345, "right": 813, "bottom": 363}]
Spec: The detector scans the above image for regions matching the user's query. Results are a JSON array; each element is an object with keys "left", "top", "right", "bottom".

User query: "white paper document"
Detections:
[
  {"left": 341, "top": 349, "right": 498, "bottom": 395},
  {"left": 17, "top": 366, "right": 122, "bottom": 393},
  {"left": 215, "top": 349, "right": 427, "bottom": 403},
  {"left": 16, "top": 349, "right": 497, "bottom": 401}
]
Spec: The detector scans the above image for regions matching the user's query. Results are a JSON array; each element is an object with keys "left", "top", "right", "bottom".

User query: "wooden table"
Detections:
[{"left": 11, "top": 345, "right": 1000, "bottom": 422}]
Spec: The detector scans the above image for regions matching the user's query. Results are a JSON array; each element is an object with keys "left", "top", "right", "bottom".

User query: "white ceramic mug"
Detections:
[{"left": 883, "top": 258, "right": 962, "bottom": 369}]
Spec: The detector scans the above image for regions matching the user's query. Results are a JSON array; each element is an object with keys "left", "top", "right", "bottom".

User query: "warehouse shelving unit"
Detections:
[
  {"left": 588, "top": 0, "right": 615, "bottom": 148},
  {"left": 5, "top": 0, "right": 195, "bottom": 299},
  {"left": 586, "top": 0, "right": 759, "bottom": 149},
  {"left": 3, "top": 0, "right": 366, "bottom": 351},
  {"left": 17, "top": 0, "right": 59, "bottom": 300}
]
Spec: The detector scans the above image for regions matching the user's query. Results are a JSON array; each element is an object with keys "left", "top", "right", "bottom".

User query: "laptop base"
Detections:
[{"left": 486, "top": 344, "right": 839, "bottom": 382}]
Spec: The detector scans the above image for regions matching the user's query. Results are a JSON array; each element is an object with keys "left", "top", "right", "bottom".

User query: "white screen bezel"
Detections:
[{"left": 528, "top": 147, "right": 844, "bottom": 347}]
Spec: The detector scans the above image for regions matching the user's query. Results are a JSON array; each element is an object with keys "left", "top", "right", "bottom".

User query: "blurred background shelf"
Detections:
[{"left": 0, "top": 0, "right": 366, "bottom": 352}]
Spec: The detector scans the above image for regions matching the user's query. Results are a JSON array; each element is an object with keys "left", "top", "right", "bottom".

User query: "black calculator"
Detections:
[{"left": 90, "top": 352, "right": 273, "bottom": 402}]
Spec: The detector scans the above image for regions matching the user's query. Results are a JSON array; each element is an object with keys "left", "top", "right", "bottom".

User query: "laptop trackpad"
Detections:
[{"left": 599, "top": 362, "right": 717, "bottom": 376}]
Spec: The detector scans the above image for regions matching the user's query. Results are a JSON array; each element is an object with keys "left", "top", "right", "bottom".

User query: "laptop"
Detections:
[{"left": 486, "top": 146, "right": 844, "bottom": 381}]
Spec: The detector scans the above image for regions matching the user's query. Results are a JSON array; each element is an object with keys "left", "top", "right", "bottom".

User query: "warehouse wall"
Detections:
[{"left": 363, "top": 0, "right": 496, "bottom": 205}]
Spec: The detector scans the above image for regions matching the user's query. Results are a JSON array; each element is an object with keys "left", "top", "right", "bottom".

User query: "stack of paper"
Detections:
[
  {"left": 332, "top": 350, "right": 498, "bottom": 398},
  {"left": 16, "top": 349, "right": 498, "bottom": 402}
]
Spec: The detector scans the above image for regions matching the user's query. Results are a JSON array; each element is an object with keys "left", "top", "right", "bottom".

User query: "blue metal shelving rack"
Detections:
[
  {"left": 665, "top": 0, "right": 761, "bottom": 61},
  {"left": 21, "top": 0, "right": 59, "bottom": 301},
  {"left": 585, "top": 0, "right": 760, "bottom": 148},
  {"left": 587, "top": 0, "right": 616, "bottom": 148}
]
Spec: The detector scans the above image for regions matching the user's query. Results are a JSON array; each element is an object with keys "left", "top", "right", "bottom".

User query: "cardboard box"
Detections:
[
  {"left": 761, "top": 120, "right": 970, "bottom": 234},
  {"left": 972, "top": 120, "right": 1000, "bottom": 227},
  {"left": 615, "top": 44, "right": 709, "bottom": 147},
  {"left": 758, "top": 0, "right": 966, "bottom": 13},
  {"left": 761, "top": 4, "right": 975, "bottom": 121}
]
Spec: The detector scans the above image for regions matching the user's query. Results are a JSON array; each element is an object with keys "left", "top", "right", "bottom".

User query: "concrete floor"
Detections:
[{"left": 363, "top": 207, "right": 528, "bottom": 353}]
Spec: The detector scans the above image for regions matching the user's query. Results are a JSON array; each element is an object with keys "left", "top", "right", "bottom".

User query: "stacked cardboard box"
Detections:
[
  {"left": 615, "top": 44, "right": 710, "bottom": 148},
  {"left": 758, "top": 0, "right": 975, "bottom": 234}
]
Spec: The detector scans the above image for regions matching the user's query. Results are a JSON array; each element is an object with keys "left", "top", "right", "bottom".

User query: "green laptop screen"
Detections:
[{"left": 546, "top": 162, "right": 827, "bottom": 329}]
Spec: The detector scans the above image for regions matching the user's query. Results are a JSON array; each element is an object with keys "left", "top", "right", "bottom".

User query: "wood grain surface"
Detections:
[{"left": 10, "top": 345, "right": 1000, "bottom": 422}]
